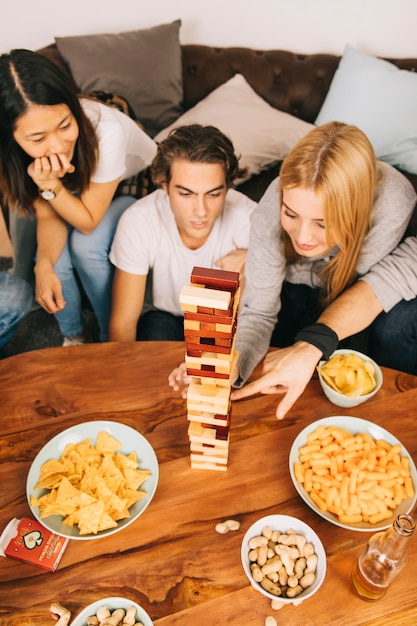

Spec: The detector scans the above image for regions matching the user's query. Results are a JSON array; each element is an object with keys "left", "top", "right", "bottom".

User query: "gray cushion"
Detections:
[{"left": 55, "top": 20, "right": 183, "bottom": 137}]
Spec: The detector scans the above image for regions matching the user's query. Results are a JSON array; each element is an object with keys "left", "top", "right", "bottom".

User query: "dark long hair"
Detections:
[{"left": 0, "top": 49, "right": 98, "bottom": 212}]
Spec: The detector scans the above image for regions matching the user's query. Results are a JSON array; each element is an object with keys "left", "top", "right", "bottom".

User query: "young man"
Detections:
[{"left": 109, "top": 124, "right": 255, "bottom": 341}]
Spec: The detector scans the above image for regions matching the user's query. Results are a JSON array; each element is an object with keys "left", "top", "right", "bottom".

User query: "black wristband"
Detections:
[{"left": 294, "top": 323, "right": 339, "bottom": 361}]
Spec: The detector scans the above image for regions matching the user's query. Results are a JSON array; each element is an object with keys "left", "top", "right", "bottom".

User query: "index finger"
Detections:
[{"left": 231, "top": 372, "right": 287, "bottom": 400}]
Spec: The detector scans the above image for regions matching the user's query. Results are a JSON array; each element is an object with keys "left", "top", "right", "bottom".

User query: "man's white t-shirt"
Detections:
[
  {"left": 81, "top": 98, "right": 157, "bottom": 182},
  {"left": 109, "top": 188, "right": 255, "bottom": 316}
]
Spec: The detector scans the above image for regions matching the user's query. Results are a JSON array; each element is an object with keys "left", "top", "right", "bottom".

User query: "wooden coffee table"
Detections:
[{"left": 0, "top": 342, "right": 416, "bottom": 625}]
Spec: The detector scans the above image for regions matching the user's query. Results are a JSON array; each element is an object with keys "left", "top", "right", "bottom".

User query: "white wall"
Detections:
[{"left": 2, "top": 0, "right": 417, "bottom": 57}]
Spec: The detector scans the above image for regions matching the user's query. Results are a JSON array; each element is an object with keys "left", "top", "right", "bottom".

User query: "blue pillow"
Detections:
[{"left": 315, "top": 45, "right": 417, "bottom": 175}]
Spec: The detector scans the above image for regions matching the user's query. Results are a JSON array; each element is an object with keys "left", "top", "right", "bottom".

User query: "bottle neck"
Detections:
[
  {"left": 393, "top": 514, "right": 415, "bottom": 537},
  {"left": 373, "top": 514, "right": 415, "bottom": 558}
]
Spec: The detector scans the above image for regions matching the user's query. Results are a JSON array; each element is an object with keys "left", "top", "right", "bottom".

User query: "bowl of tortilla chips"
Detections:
[
  {"left": 317, "top": 349, "right": 383, "bottom": 408},
  {"left": 27, "top": 421, "right": 158, "bottom": 539}
]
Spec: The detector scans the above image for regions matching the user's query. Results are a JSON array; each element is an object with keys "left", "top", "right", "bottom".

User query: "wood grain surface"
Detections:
[{"left": 0, "top": 342, "right": 416, "bottom": 626}]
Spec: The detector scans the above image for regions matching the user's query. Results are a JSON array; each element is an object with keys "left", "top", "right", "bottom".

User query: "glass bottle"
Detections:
[{"left": 352, "top": 513, "right": 415, "bottom": 601}]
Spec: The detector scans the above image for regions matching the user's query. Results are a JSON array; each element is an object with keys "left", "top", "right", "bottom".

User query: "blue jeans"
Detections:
[
  {"left": 10, "top": 195, "right": 136, "bottom": 341},
  {"left": 136, "top": 310, "right": 185, "bottom": 341},
  {"left": 9, "top": 210, "right": 37, "bottom": 293},
  {"left": 270, "top": 282, "right": 417, "bottom": 375},
  {"left": 54, "top": 195, "right": 136, "bottom": 341},
  {"left": 369, "top": 298, "right": 417, "bottom": 375},
  {"left": 0, "top": 272, "right": 32, "bottom": 349}
]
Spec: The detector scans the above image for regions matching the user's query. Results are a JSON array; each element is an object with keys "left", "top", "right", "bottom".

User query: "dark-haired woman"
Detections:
[{"left": 0, "top": 49, "right": 156, "bottom": 344}]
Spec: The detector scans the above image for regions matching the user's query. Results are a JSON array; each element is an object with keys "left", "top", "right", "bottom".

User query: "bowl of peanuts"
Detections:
[
  {"left": 289, "top": 416, "right": 417, "bottom": 531},
  {"left": 241, "top": 514, "right": 326, "bottom": 605},
  {"left": 317, "top": 349, "right": 383, "bottom": 408},
  {"left": 69, "top": 596, "right": 153, "bottom": 625}
]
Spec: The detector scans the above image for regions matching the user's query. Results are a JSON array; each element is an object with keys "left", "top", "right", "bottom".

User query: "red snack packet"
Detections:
[{"left": 0, "top": 517, "right": 69, "bottom": 571}]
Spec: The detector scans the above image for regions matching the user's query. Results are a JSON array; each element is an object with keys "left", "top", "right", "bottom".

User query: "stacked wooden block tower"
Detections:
[{"left": 179, "top": 266, "right": 241, "bottom": 471}]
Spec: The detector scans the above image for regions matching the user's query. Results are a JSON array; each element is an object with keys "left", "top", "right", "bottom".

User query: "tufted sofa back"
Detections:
[
  {"left": 39, "top": 42, "right": 417, "bottom": 126},
  {"left": 181, "top": 45, "right": 417, "bottom": 124}
]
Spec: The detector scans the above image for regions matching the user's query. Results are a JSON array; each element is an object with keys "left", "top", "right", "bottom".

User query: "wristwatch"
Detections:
[{"left": 38, "top": 188, "right": 57, "bottom": 200}]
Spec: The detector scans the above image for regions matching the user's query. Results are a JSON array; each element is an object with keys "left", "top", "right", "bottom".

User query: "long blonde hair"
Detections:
[{"left": 279, "top": 121, "right": 378, "bottom": 305}]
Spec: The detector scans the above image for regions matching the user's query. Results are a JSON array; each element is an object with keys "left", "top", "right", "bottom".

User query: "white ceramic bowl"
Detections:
[
  {"left": 70, "top": 596, "right": 153, "bottom": 626},
  {"left": 317, "top": 349, "right": 383, "bottom": 408},
  {"left": 289, "top": 416, "right": 417, "bottom": 531},
  {"left": 27, "top": 420, "right": 159, "bottom": 539},
  {"left": 241, "top": 514, "right": 326, "bottom": 606}
]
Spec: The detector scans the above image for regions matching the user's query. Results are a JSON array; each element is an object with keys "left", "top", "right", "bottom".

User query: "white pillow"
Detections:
[
  {"left": 154, "top": 74, "right": 314, "bottom": 181},
  {"left": 315, "top": 45, "right": 417, "bottom": 175}
]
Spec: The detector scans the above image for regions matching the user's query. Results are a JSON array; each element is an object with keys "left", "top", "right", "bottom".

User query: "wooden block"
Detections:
[
  {"left": 215, "top": 322, "right": 234, "bottom": 333},
  {"left": 187, "top": 411, "right": 230, "bottom": 427},
  {"left": 187, "top": 400, "right": 230, "bottom": 415},
  {"left": 201, "top": 322, "right": 216, "bottom": 331},
  {"left": 183, "top": 286, "right": 240, "bottom": 325},
  {"left": 185, "top": 341, "right": 234, "bottom": 356},
  {"left": 180, "top": 285, "right": 231, "bottom": 310},
  {"left": 187, "top": 381, "right": 231, "bottom": 405},
  {"left": 186, "top": 368, "right": 231, "bottom": 380},
  {"left": 188, "top": 421, "right": 230, "bottom": 446},
  {"left": 185, "top": 350, "right": 236, "bottom": 366},
  {"left": 184, "top": 319, "right": 201, "bottom": 331},
  {"left": 187, "top": 369, "right": 237, "bottom": 387},
  {"left": 190, "top": 452, "right": 228, "bottom": 465},
  {"left": 190, "top": 442, "right": 229, "bottom": 456},
  {"left": 184, "top": 324, "right": 236, "bottom": 340},
  {"left": 184, "top": 310, "right": 234, "bottom": 325},
  {"left": 191, "top": 266, "right": 239, "bottom": 291},
  {"left": 196, "top": 382, "right": 221, "bottom": 396},
  {"left": 190, "top": 460, "right": 228, "bottom": 471},
  {"left": 180, "top": 302, "right": 198, "bottom": 313},
  {"left": 197, "top": 306, "right": 215, "bottom": 314}
]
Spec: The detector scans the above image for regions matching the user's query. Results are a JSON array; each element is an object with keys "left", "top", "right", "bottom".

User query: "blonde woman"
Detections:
[{"left": 231, "top": 121, "right": 416, "bottom": 412}]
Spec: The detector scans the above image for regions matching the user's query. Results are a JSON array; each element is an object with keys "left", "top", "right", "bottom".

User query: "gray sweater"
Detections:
[
  {"left": 362, "top": 236, "right": 417, "bottom": 311},
  {"left": 235, "top": 162, "right": 417, "bottom": 384}
]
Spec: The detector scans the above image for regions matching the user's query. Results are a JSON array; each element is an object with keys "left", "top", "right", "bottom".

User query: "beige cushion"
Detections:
[{"left": 154, "top": 74, "right": 314, "bottom": 181}]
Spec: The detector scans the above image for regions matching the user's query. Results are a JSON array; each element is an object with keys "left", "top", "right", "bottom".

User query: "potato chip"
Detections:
[
  {"left": 96, "top": 431, "right": 122, "bottom": 453},
  {"left": 31, "top": 430, "right": 152, "bottom": 535},
  {"left": 318, "top": 353, "right": 376, "bottom": 397}
]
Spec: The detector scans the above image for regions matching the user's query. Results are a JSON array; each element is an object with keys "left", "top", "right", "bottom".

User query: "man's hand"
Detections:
[
  {"left": 35, "top": 262, "right": 66, "bottom": 314},
  {"left": 231, "top": 342, "right": 323, "bottom": 419},
  {"left": 215, "top": 248, "right": 247, "bottom": 274},
  {"left": 168, "top": 363, "right": 191, "bottom": 398}
]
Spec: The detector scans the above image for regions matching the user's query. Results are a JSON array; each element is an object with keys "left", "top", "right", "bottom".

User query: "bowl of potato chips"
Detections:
[
  {"left": 27, "top": 421, "right": 158, "bottom": 539},
  {"left": 289, "top": 416, "right": 417, "bottom": 531},
  {"left": 317, "top": 349, "right": 383, "bottom": 407}
]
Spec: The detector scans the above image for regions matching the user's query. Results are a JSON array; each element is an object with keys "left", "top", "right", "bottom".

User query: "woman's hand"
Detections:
[
  {"left": 27, "top": 154, "right": 74, "bottom": 191},
  {"left": 231, "top": 342, "right": 322, "bottom": 419},
  {"left": 168, "top": 362, "right": 192, "bottom": 398},
  {"left": 34, "top": 260, "right": 66, "bottom": 314}
]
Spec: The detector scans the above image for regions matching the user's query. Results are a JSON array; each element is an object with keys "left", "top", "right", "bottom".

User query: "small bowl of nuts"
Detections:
[
  {"left": 69, "top": 597, "right": 153, "bottom": 625},
  {"left": 241, "top": 514, "right": 326, "bottom": 606}
]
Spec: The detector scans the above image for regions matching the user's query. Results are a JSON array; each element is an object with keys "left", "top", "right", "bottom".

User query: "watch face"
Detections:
[{"left": 40, "top": 189, "right": 56, "bottom": 200}]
